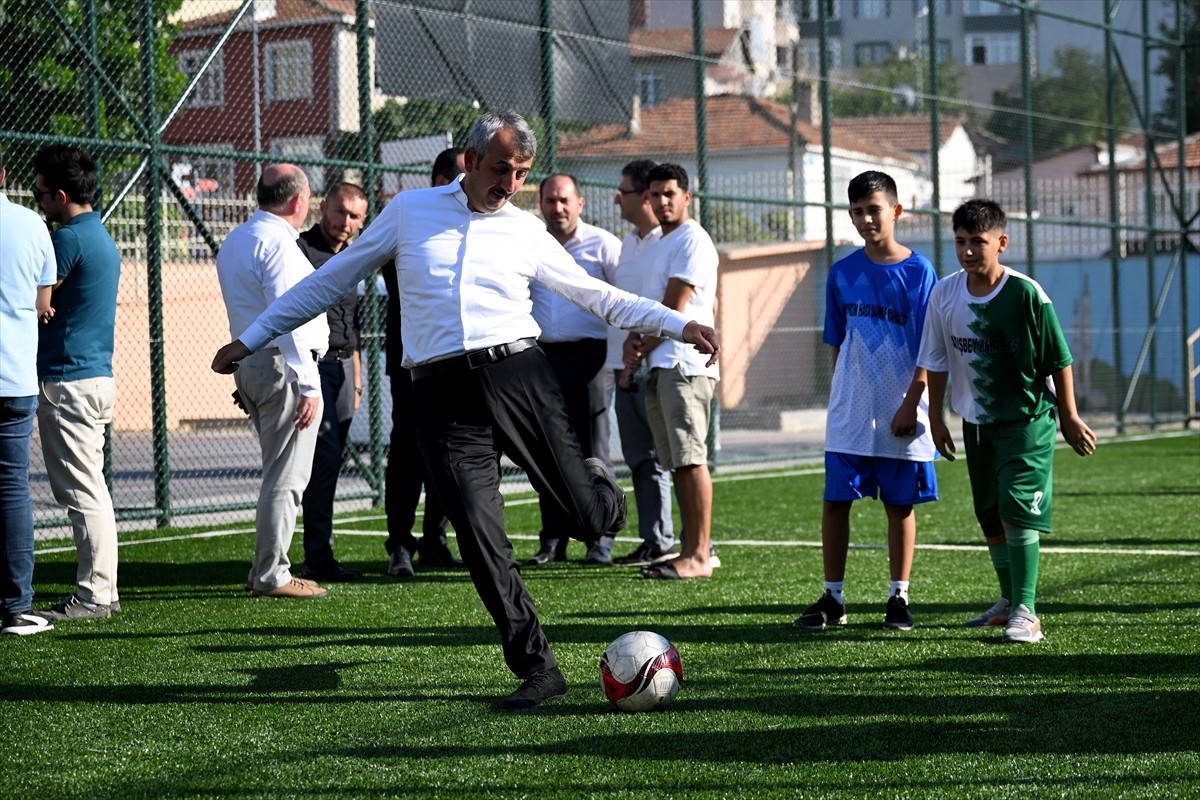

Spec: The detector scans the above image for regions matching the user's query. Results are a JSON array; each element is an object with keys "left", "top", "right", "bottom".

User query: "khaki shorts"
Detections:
[{"left": 645, "top": 366, "right": 716, "bottom": 471}]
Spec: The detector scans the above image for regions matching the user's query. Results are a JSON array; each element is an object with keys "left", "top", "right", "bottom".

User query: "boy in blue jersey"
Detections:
[{"left": 793, "top": 171, "right": 938, "bottom": 632}]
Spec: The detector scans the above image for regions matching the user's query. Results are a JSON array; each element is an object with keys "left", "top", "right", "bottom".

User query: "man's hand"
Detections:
[
  {"left": 212, "top": 340, "right": 251, "bottom": 374},
  {"left": 683, "top": 321, "right": 720, "bottom": 367},
  {"left": 294, "top": 395, "right": 320, "bottom": 430},
  {"left": 929, "top": 417, "right": 956, "bottom": 461},
  {"left": 622, "top": 333, "right": 644, "bottom": 370}
]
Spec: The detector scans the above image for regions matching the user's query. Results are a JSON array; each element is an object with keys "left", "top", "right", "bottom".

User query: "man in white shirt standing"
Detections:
[
  {"left": 608, "top": 159, "right": 677, "bottom": 568},
  {"left": 216, "top": 164, "right": 330, "bottom": 599},
  {"left": 527, "top": 173, "right": 622, "bottom": 567},
  {"left": 211, "top": 111, "right": 719, "bottom": 710},
  {"left": 626, "top": 163, "right": 721, "bottom": 581}
]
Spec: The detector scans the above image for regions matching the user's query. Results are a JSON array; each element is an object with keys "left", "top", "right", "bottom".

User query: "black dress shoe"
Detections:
[
  {"left": 497, "top": 667, "right": 567, "bottom": 710},
  {"left": 526, "top": 544, "right": 565, "bottom": 566},
  {"left": 301, "top": 563, "right": 363, "bottom": 582},
  {"left": 417, "top": 539, "right": 464, "bottom": 569}
]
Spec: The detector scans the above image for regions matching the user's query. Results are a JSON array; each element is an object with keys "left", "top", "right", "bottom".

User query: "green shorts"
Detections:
[{"left": 962, "top": 412, "right": 1057, "bottom": 535}]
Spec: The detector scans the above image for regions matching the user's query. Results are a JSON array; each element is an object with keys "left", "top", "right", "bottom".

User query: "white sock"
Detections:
[
  {"left": 890, "top": 580, "right": 909, "bottom": 602},
  {"left": 824, "top": 581, "right": 844, "bottom": 605}
]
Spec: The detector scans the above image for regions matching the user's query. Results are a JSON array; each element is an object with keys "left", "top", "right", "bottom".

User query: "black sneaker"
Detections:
[
  {"left": 585, "top": 458, "right": 627, "bottom": 534},
  {"left": 613, "top": 543, "right": 675, "bottom": 567},
  {"left": 497, "top": 667, "right": 568, "bottom": 710},
  {"left": 1, "top": 612, "right": 54, "bottom": 636},
  {"left": 883, "top": 594, "right": 914, "bottom": 631},
  {"left": 416, "top": 538, "right": 465, "bottom": 569},
  {"left": 792, "top": 590, "right": 847, "bottom": 630},
  {"left": 386, "top": 547, "right": 414, "bottom": 578}
]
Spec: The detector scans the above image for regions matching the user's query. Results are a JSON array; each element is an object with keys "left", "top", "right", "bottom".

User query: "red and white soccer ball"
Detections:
[{"left": 599, "top": 631, "right": 683, "bottom": 712}]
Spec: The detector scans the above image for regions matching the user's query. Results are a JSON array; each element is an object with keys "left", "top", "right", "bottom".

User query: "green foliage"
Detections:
[
  {"left": 1154, "top": 0, "right": 1199, "bottom": 133},
  {"left": 4, "top": 436, "right": 1198, "bottom": 798},
  {"left": 986, "top": 45, "right": 1135, "bottom": 158},
  {"left": 822, "top": 52, "right": 965, "bottom": 119},
  {"left": 0, "top": 0, "right": 186, "bottom": 184}
]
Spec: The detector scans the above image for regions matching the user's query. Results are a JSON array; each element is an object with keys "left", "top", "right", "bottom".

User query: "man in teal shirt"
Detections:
[{"left": 31, "top": 145, "right": 122, "bottom": 622}]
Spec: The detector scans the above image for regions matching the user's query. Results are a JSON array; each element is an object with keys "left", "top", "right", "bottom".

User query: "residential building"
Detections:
[{"left": 165, "top": 0, "right": 368, "bottom": 196}]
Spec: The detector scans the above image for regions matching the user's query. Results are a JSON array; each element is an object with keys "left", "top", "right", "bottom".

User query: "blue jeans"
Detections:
[{"left": 1, "top": 395, "right": 38, "bottom": 615}]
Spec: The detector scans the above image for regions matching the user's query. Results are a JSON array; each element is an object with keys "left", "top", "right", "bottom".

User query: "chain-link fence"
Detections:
[{"left": 2, "top": 0, "right": 1196, "bottom": 535}]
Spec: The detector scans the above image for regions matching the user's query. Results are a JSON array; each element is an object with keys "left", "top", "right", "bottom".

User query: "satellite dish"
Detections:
[{"left": 893, "top": 83, "right": 918, "bottom": 111}]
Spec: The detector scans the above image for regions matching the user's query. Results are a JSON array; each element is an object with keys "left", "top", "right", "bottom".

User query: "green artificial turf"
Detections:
[{"left": 4, "top": 434, "right": 1198, "bottom": 798}]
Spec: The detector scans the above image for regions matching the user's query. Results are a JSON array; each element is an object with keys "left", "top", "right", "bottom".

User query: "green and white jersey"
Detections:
[{"left": 917, "top": 267, "right": 1072, "bottom": 425}]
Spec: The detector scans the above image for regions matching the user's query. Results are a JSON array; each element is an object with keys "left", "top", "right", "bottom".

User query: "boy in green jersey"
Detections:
[{"left": 914, "top": 199, "right": 1096, "bottom": 643}]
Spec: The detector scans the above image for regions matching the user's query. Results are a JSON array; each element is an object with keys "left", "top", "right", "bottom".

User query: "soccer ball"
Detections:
[{"left": 599, "top": 631, "right": 683, "bottom": 712}]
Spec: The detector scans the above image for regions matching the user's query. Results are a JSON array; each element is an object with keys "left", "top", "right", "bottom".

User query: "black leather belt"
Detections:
[
  {"left": 321, "top": 348, "right": 355, "bottom": 361},
  {"left": 410, "top": 338, "right": 538, "bottom": 381}
]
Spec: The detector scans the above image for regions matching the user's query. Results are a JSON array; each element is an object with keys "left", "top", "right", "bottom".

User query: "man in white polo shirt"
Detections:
[
  {"left": 526, "top": 173, "right": 622, "bottom": 567},
  {"left": 211, "top": 111, "right": 719, "bottom": 710},
  {"left": 216, "top": 164, "right": 330, "bottom": 600}
]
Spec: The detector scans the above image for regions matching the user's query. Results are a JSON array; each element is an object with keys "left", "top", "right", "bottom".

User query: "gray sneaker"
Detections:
[
  {"left": 964, "top": 596, "right": 1011, "bottom": 628},
  {"left": 387, "top": 547, "right": 414, "bottom": 578},
  {"left": 38, "top": 593, "right": 111, "bottom": 621}
]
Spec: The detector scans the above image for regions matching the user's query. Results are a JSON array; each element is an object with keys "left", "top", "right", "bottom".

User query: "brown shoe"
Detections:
[{"left": 252, "top": 577, "right": 328, "bottom": 599}]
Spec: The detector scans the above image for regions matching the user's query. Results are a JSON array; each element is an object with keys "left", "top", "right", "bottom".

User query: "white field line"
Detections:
[{"left": 36, "top": 432, "right": 1197, "bottom": 558}]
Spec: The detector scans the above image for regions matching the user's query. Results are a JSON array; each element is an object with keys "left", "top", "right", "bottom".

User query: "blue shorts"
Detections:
[{"left": 823, "top": 452, "right": 939, "bottom": 506}]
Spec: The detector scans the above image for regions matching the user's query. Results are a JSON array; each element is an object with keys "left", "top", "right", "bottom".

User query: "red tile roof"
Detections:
[
  {"left": 1119, "top": 133, "right": 1200, "bottom": 171},
  {"left": 558, "top": 94, "right": 916, "bottom": 163},
  {"left": 629, "top": 27, "right": 742, "bottom": 60},
  {"left": 830, "top": 115, "right": 967, "bottom": 153}
]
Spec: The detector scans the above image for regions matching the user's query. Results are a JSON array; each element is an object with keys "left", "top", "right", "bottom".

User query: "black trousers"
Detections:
[
  {"left": 411, "top": 346, "right": 623, "bottom": 678},
  {"left": 302, "top": 357, "right": 355, "bottom": 567},
  {"left": 385, "top": 364, "right": 448, "bottom": 554},
  {"left": 536, "top": 338, "right": 609, "bottom": 555}
]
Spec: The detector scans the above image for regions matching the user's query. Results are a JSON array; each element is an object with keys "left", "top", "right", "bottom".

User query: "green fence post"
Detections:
[
  {"left": 1020, "top": 2, "right": 1036, "bottom": 281},
  {"left": 541, "top": 0, "right": 557, "bottom": 174},
  {"left": 692, "top": 0, "right": 709, "bottom": 229},
  {"left": 356, "top": 0, "right": 384, "bottom": 505},
  {"left": 927, "top": 2, "right": 942, "bottom": 274},
  {"left": 142, "top": 0, "right": 171, "bottom": 525},
  {"left": 1104, "top": 0, "right": 1125, "bottom": 433}
]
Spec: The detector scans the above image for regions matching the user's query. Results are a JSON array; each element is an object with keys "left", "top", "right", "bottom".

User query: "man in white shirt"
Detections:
[
  {"left": 0, "top": 152, "right": 58, "bottom": 636},
  {"left": 608, "top": 159, "right": 677, "bottom": 568},
  {"left": 211, "top": 111, "right": 719, "bottom": 710},
  {"left": 216, "top": 164, "right": 330, "bottom": 600},
  {"left": 527, "top": 173, "right": 622, "bottom": 567},
  {"left": 625, "top": 163, "right": 721, "bottom": 581}
]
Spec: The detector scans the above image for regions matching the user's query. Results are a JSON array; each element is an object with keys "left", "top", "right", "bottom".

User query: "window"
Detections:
[
  {"left": 855, "top": 41, "right": 892, "bottom": 66},
  {"left": 798, "top": 0, "right": 840, "bottom": 21},
  {"left": 964, "top": 0, "right": 1017, "bottom": 15},
  {"left": 797, "top": 39, "right": 842, "bottom": 72},
  {"left": 178, "top": 50, "right": 224, "bottom": 109},
  {"left": 917, "top": 38, "right": 953, "bottom": 63},
  {"left": 966, "top": 32, "right": 1019, "bottom": 64},
  {"left": 270, "top": 137, "right": 325, "bottom": 193},
  {"left": 854, "top": 0, "right": 887, "bottom": 19},
  {"left": 264, "top": 40, "right": 312, "bottom": 102},
  {"left": 635, "top": 70, "right": 665, "bottom": 107}
]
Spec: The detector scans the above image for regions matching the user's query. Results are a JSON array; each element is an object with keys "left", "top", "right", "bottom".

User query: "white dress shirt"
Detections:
[
  {"left": 216, "top": 209, "right": 328, "bottom": 396},
  {"left": 531, "top": 220, "right": 622, "bottom": 343},
  {"left": 239, "top": 179, "right": 691, "bottom": 368},
  {"left": 643, "top": 219, "right": 720, "bottom": 379},
  {"left": 604, "top": 226, "right": 663, "bottom": 370}
]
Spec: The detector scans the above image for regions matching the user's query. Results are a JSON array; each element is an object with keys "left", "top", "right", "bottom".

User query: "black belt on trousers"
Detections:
[
  {"left": 410, "top": 338, "right": 538, "bottom": 381},
  {"left": 321, "top": 348, "right": 355, "bottom": 361}
]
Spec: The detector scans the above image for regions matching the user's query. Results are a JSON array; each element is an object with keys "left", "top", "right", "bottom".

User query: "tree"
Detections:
[
  {"left": 0, "top": 0, "right": 186, "bottom": 188},
  {"left": 986, "top": 45, "right": 1134, "bottom": 158},
  {"left": 1154, "top": 0, "right": 1199, "bottom": 133},
  {"left": 821, "top": 52, "right": 965, "bottom": 119}
]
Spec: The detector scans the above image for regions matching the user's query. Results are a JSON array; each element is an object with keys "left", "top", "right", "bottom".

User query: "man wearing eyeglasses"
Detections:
[{"left": 29, "top": 145, "right": 123, "bottom": 622}]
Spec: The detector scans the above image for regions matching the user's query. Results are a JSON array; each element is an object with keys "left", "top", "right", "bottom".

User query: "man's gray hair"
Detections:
[{"left": 466, "top": 111, "right": 537, "bottom": 161}]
